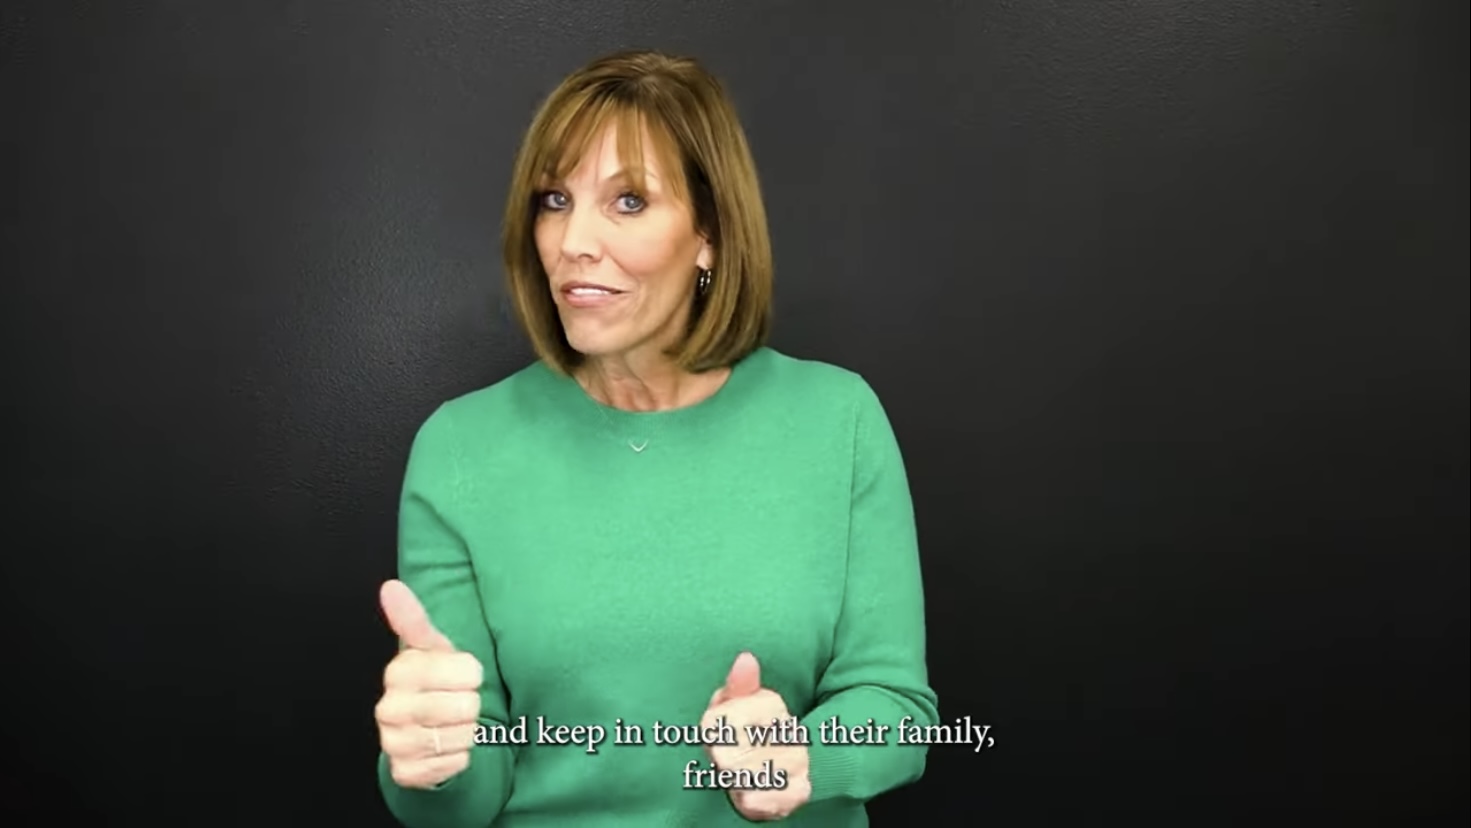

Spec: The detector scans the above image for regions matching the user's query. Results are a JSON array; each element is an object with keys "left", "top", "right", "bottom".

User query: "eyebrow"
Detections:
[
  {"left": 540, "top": 167, "right": 662, "bottom": 187},
  {"left": 606, "top": 166, "right": 659, "bottom": 183}
]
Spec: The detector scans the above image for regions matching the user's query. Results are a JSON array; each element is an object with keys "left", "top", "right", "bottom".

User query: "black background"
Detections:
[{"left": 4, "top": 1, "right": 1466, "bottom": 824}]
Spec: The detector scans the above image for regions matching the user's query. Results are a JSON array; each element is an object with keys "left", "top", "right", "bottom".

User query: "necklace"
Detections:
[
  {"left": 580, "top": 385, "right": 668, "bottom": 453},
  {"left": 598, "top": 405, "right": 665, "bottom": 452}
]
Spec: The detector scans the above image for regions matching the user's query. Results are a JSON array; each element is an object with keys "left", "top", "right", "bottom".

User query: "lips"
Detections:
[
  {"left": 561, "top": 281, "right": 625, "bottom": 296},
  {"left": 559, "top": 281, "right": 628, "bottom": 309}
]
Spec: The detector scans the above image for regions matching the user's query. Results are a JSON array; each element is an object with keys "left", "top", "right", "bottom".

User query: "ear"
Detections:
[{"left": 695, "top": 237, "right": 714, "bottom": 271}]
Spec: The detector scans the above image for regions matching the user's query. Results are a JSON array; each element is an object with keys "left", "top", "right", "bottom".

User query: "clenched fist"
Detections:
[
  {"left": 701, "top": 652, "right": 812, "bottom": 820},
  {"left": 375, "top": 579, "right": 484, "bottom": 789}
]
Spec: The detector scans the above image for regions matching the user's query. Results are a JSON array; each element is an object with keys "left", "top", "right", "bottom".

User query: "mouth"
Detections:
[
  {"left": 562, "top": 282, "right": 625, "bottom": 296},
  {"left": 559, "top": 281, "right": 628, "bottom": 308}
]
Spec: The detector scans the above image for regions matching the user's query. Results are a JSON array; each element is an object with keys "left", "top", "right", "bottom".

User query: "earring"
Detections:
[{"left": 697, "top": 267, "right": 713, "bottom": 295}]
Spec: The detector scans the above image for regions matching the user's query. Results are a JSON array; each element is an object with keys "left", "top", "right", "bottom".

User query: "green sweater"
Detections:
[{"left": 377, "top": 347, "right": 939, "bottom": 827}]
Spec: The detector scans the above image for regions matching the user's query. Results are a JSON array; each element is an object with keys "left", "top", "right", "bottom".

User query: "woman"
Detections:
[{"left": 374, "top": 49, "right": 939, "bottom": 826}]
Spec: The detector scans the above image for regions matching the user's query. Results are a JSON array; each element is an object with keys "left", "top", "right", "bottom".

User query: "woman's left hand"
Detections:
[{"left": 700, "top": 652, "right": 813, "bottom": 820}]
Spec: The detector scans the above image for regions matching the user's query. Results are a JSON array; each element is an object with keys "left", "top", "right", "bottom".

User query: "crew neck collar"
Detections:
[{"left": 535, "top": 347, "right": 772, "bottom": 433}]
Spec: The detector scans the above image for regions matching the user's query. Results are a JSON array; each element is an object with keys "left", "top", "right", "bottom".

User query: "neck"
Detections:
[{"left": 576, "top": 351, "right": 729, "bottom": 412}]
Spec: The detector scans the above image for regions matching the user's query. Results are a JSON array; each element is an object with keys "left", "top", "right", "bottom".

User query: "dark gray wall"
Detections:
[{"left": 5, "top": 1, "right": 1466, "bottom": 824}]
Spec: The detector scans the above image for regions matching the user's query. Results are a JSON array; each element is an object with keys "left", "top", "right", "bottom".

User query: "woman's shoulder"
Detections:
[
  {"left": 414, "top": 360, "right": 560, "bottom": 437},
  {"left": 742, "top": 349, "right": 892, "bottom": 436},
  {"left": 753, "top": 348, "right": 883, "bottom": 403}
]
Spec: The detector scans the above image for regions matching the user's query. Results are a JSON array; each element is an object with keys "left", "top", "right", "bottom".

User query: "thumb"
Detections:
[
  {"left": 380, "top": 579, "right": 455, "bottom": 652},
  {"left": 722, "top": 651, "right": 762, "bottom": 699}
]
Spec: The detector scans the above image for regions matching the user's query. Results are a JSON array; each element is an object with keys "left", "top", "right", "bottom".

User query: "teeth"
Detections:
[{"left": 570, "top": 287, "right": 613, "bottom": 295}]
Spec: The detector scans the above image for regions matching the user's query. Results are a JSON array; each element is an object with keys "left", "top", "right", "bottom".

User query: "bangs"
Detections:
[{"left": 531, "top": 92, "right": 689, "bottom": 201}]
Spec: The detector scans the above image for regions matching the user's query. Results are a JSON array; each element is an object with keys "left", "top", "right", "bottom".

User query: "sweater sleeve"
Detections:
[
  {"left": 798, "top": 377, "right": 941, "bottom": 804},
  {"left": 378, "top": 404, "right": 516, "bottom": 828}
]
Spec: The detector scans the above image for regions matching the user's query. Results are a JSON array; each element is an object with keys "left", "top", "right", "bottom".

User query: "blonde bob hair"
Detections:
[{"left": 500, "top": 50, "right": 773, "bottom": 374}]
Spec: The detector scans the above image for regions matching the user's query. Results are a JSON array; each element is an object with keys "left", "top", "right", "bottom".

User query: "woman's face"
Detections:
[{"left": 534, "top": 123, "right": 713, "bottom": 366}]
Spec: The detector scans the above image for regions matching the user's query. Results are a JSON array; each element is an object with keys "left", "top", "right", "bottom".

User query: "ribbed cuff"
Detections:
[
  {"left": 378, "top": 749, "right": 512, "bottom": 828},
  {"left": 803, "top": 737, "right": 862, "bottom": 803}
]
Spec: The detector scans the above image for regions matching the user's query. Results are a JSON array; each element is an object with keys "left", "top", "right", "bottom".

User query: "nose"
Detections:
[{"left": 559, "top": 201, "right": 601, "bottom": 262}]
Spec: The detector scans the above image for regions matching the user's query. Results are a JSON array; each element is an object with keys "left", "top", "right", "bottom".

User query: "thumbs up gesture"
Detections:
[
  {"left": 700, "top": 652, "right": 812, "bottom": 820},
  {"left": 375, "top": 580, "right": 484, "bottom": 789}
]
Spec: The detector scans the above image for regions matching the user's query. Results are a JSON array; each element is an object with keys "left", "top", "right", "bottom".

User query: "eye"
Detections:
[
  {"left": 539, "top": 190, "right": 569, "bottom": 211},
  {"left": 615, "top": 192, "right": 646, "bottom": 213}
]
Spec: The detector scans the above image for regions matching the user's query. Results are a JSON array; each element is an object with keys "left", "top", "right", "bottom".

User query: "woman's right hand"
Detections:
[{"left": 376, "top": 579, "right": 485, "bottom": 789}]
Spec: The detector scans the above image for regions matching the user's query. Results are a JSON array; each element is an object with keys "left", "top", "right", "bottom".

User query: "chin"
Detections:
[{"left": 563, "top": 326, "right": 633, "bottom": 360}]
